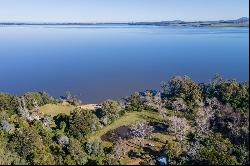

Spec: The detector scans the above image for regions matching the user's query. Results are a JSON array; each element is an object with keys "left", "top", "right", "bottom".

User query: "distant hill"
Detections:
[
  {"left": 234, "top": 17, "right": 249, "bottom": 24},
  {"left": 0, "top": 17, "right": 249, "bottom": 27},
  {"left": 219, "top": 17, "right": 249, "bottom": 24}
]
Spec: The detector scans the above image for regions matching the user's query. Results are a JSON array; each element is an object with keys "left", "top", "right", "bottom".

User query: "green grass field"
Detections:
[
  {"left": 38, "top": 103, "right": 173, "bottom": 164},
  {"left": 85, "top": 110, "right": 174, "bottom": 165},
  {"left": 38, "top": 103, "right": 76, "bottom": 116},
  {"left": 87, "top": 110, "right": 162, "bottom": 141}
]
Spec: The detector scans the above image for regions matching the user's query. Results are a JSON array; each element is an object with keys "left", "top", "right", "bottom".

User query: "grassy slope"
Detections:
[
  {"left": 89, "top": 109, "right": 175, "bottom": 165},
  {"left": 39, "top": 103, "right": 76, "bottom": 116},
  {"left": 38, "top": 106, "right": 171, "bottom": 142},
  {"left": 86, "top": 110, "right": 174, "bottom": 165},
  {"left": 38, "top": 103, "right": 174, "bottom": 164},
  {"left": 87, "top": 110, "right": 162, "bottom": 141}
]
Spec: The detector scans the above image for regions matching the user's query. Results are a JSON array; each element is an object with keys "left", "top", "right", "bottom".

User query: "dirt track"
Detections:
[{"left": 78, "top": 104, "right": 101, "bottom": 110}]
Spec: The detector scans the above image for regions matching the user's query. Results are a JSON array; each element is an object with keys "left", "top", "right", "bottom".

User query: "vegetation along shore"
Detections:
[{"left": 0, "top": 75, "right": 249, "bottom": 165}]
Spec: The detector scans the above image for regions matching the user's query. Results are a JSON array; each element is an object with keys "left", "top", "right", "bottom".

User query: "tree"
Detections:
[
  {"left": 99, "top": 99, "right": 121, "bottom": 125},
  {"left": 0, "top": 120, "right": 15, "bottom": 134},
  {"left": 56, "top": 135, "right": 69, "bottom": 147},
  {"left": 85, "top": 140, "right": 104, "bottom": 157},
  {"left": 33, "top": 99, "right": 39, "bottom": 112},
  {"left": 0, "top": 134, "right": 27, "bottom": 165},
  {"left": 130, "top": 121, "right": 154, "bottom": 147},
  {"left": 193, "top": 133, "right": 238, "bottom": 165},
  {"left": 164, "top": 139, "right": 183, "bottom": 165},
  {"left": 206, "top": 75, "right": 249, "bottom": 112},
  {"left": 65, "top": 91, "right": 72, "bottom": 100},
  {"left": 154, "top": 92, "right": 162, "bottom": 111},
  {"left": 0, "top": 93, "right": 19, "bottom": 112},
  {"left": 171, "top": 98, "right": 187, "bottom": 112},
  {"left": 126, "top": 92, "right": 144, "bottom": 112},
  {"left": 9, "top": 128, "right": 55, "bottom": 165},
  {"left": 104, "top": 154, "right": 122, "bottom": 165},
  {"left": 23, "top": 91, "right": 55, "bottom": 110},
  {"left": 53, "top": 113, "right": 70, "bottom": 130},
  {"left": 112, "top": 137, "right": 129, "bottom": 159},
  {"left": 161, "top": 76, "right": 201, "bottom": 107},
  {"left": 18, "top": 96, "right": 30, "bottom": 120},
  {"left": 143, "top": 91, "right": 154, "bottom": 109},
  {"left": 211, "top": 104, "right": 249, "bottom": 145},
  {"left": 168, "top": 116, "right": 190, "bottom": 143},
  {"left": 195, "top": 104, "right": 214, "bottom": 136},
  {"left": 65, "top": 91, "right": 82, "bottom": 106},
  {"left": 67, "top": 138, "right": 88, "bottom": 165},
  {"left": 0, "top": 92, "right": 56, "bottom": 111},
  {"left": 142, "top": 91, "right": 163, "bottom": 111},
  {"left": 69, "top": 109, "right": 100, "bottom": 138}
]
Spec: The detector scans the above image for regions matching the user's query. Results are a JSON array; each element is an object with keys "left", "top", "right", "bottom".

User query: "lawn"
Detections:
[
  {"left": 86, "top": 109, "right": 174, "bottom": 165},
  {"left": 38, "top": 103, "right": 76, "bottom": 116},
  {"left": 87, "top": 110, "right": 162, "bottom": 141},
  {"left": 38, "top": 104, "right": 173, "bottom": 164}
]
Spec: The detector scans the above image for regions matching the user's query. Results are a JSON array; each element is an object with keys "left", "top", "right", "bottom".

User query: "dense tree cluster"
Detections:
[
  {"left": 0, "top": 75, "right": 248, "bottom": 165},
  {"left": 0, "top": 91, "right": 55, "bottom": 112}
]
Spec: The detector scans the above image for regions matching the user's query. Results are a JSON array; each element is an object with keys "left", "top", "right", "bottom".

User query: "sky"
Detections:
[{"left": 0, "top": 0, "right": 249, "bottom": 22}]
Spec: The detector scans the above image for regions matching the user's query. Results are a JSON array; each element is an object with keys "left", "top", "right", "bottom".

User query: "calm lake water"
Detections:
[{"left": 0, "top": 25, "right": 249, "bottom": 103}]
